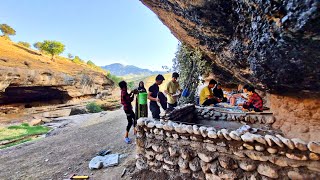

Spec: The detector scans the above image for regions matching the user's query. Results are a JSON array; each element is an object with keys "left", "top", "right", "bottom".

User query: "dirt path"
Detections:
[{"left": 0, "top": 109, "right": 138, "bottom": 180}]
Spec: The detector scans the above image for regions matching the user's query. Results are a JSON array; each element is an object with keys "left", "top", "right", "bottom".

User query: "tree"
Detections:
[
  {"left": 33, "top": 42, "right": 43, "bottom": 50},
  {"left": 68, "top": 53, "right": 74, "bottom": 59},
  {"left": 172, "top": 43, "right": 211, "bottom": 105},
  {"left": 0, "top": 24, "right": 16, "bottom": 37},
  {"left": 39, "top": 40, "right": 65, "bottom": 61},
  {"left": 17, "top": 41, "right": 31, "bottom": 48}
]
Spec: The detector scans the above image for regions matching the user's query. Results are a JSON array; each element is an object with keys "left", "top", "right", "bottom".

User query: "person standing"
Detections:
[
  {"left": 119, "top": 81, "right": 135, "bottom": 144},
  {"left": 148, "top": 74, "right": 165, "bottom": 119},
  {"left": 135, "top": 81, "right": 147, "bottom": 120},
  {"left": 164, "top": 72, "right": 182, "bottom": 111}
]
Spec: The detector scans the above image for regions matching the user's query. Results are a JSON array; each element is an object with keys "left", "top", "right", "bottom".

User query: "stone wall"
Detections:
[{"left": 135, "top": 106, "right": 320, "bottom": 179}]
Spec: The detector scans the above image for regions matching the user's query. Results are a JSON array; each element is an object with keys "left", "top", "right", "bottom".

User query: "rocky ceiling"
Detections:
[{"left": 141, "top": 0, "right": 320, "bottom": 93}]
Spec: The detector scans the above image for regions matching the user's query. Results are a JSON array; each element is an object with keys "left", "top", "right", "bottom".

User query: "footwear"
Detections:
[
  {"left": 97, "top": 150, "right": 111, "bottom": 156},
  {"left": 124, "top": 137, "right": 131, "bottom": 144}
]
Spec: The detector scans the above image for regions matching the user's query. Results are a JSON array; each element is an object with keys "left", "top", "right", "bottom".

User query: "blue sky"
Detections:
[{"left": 0, "top": 0, "right": 179, "bottom": 71}]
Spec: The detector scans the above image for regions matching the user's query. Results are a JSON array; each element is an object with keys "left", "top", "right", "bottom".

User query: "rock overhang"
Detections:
[{"left": 140, "top": 0, "right": 320, "bottom": 93}]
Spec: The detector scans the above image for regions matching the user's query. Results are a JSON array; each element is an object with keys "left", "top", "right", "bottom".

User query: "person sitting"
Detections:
[
  {"left": 199, "top": 79, "right": 221, "bottom": 106},
  {"left": 213, "top": 83, "right": 227, "bottom": 102},
  {"left": 239, "top": 85, "right": 263, "bottom": 112}
]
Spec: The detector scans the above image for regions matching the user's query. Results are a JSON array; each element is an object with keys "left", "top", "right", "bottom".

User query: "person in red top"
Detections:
[
  {"left": 240, "top": 84, "right": 263, "bottom": 112},
  {"left": 119, "top": 80, "right": 135, "bottom": 144}
]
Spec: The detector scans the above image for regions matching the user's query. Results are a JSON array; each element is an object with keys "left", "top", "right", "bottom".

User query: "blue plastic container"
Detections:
[{"left": 181, "top": 88, "right": 190, "bottom": 97}]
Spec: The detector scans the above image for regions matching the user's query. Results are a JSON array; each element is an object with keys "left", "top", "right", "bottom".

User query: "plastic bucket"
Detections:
[
  {"left": 138, "top": 92, "right": 148, "bottom": 105},
  {"left": 181, "top": 88, "right": 190, "bottom": 97}
]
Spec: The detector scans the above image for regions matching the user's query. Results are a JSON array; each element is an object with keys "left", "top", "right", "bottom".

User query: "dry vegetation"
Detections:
[
  {"left": 0, "top": 36, "right": 106, "bottom": 76},
  {"left": 140, "top": 73, "right": 171, "bottom": 92}
]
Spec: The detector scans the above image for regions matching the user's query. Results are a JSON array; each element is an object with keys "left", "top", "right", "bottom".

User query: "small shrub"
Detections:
[
  {"left": 107, "top": 74, "right": 123, "bottom": 85},
  {"left": 17, "top": 41, "right": 31, "bottom": 48},
  {"left": 72, "top": 56, "right": 85, "bottom": 64},
  {"left": 21, "top": 123, "right": 29, "bottom": 127},
  {"left": 86, "top": 102, "right": 103, "bottom": 113}
]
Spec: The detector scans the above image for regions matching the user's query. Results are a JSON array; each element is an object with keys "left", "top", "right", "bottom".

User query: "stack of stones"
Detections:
[
  {"left": 196, "top": 106, "right": 275, "bottom": 124},
  {"left": 161, "top": 103, "right": 195, "bottom": 121},
  {"left": 135, "top": 117, "right": 320, "bottom": 179}
]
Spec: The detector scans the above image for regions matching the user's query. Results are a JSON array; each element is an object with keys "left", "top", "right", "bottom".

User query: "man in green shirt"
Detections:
[{"left": 165, "top": 72, "right": 182, "bottom": 111}]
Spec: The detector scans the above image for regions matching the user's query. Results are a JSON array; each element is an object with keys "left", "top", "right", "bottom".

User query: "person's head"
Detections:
[
  {"left": 172, "top": 72, "right": 179, "bottom": 82},
  {"left": 208, "top": 79, "right": 217, "bottom": 88},
  {"left": 155, "top": 74, "right": 165, "bottom": 85},
  {"left": 237, "top": 84, "right": 244, "bottom": 92},
  {"left": 139, "top": 81, "right": 144, "bottom": 88},
  {"left": 119, "top": 81, "right": 127, "bottom": 90},
  {"left": 243, "top": 84, "right": 255, "bottom": 95},
  {"left": 216, "top": 82, "right": 222, "bottom": 89}
]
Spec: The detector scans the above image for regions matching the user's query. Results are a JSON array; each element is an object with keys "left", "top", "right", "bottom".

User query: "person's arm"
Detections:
[
  {"left": 164, "top": 83, "right": 172, "bottom": 96},
  {"left": 129, "top": 92, "right": 134, "bottom": 102},
  {"left": 242, "top": 96, "right": 253, "bottom": 108},
  {"left": 164, "top": 90, "right": 171, "bottom": 95},
  {"left": 205, "top": 88, "right": 213, "bottom": 99},
  {"left": 148, "top": 92, "right": 159, "bottom": 102}
]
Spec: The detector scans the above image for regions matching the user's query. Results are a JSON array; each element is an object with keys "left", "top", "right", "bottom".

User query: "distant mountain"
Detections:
[{"left": 101, "top": 63, "right": 165, "bottom": 76}]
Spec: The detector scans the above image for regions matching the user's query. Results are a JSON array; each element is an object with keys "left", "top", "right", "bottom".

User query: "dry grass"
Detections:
[
  {"left": 142, "top": 73, "right": 172, "bottom": 92},
  {"left": 0, "top": 37, "right": 106, "bottom": 76}
]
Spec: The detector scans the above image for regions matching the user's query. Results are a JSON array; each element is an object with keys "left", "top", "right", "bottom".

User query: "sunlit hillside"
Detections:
[
  {"left": 141, "top": 73, "right": 171, "bottom": 92},
  {"left": 0, "top": 37, "right": 107, "bottom": 76}
]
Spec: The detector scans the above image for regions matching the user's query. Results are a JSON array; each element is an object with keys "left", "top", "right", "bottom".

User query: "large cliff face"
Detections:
[
  {"left": 141, "top": 0, "right": 320, "bottom": 93},
  {"left": 0, "top": 37, "right": 113, "bottom": 106},
  {"left": 0, "top": 66, "right": 113, "bottom": 105}
]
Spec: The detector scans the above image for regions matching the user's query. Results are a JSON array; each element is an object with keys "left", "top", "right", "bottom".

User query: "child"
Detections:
[
  {"left": 119, "top": 81, "right": 135, "bottom": 144},
  {"left": 239, "top": 85, "right": 263, "bottom": 112}
]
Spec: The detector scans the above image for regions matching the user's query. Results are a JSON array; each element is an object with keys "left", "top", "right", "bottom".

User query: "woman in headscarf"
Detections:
[
  {"left": 137, "top": 81, "right": 146, "bottom": 92},
  {"left": 135, "top": 81, "right": 147, "bottom": 120}
]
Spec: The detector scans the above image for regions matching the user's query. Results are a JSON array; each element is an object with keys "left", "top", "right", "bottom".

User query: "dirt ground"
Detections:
[{"left": 0, "top": 109, "right": 142, "bottom": 180}]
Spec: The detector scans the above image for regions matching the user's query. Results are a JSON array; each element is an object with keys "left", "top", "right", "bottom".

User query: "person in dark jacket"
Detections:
[
  {"left": 119, "top": 81, "right": 135, "bottom": 144},
  {"left": 213, "top": 83, "right": 227, "bottom": 102}
]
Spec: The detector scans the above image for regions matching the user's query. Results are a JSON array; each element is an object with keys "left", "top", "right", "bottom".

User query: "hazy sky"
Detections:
[{"left": 0, "top": 0, "right": 179, "bottom": 71}]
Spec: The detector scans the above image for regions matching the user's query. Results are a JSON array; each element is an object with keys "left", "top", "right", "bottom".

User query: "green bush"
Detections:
[
  {"left": 17, "top": 41, "right": 31, "bottom": 48},
  {"left": 33, "top": 42, "right": 43, "bottom": 51},
  {"left": 72, "top": 56, "right": 85, "bottom": 64},
  {"left": 87, "top": 60, "right": 95, "bottom": 66},
  {"left": 107, "top": 74, "right": 123, "bottom": 85},
  {"left": 127, "top": 81, "right": 134, "bottom": 90},
  {"left": 86, "top": 102, "right": 103, "bottom": 113}
]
